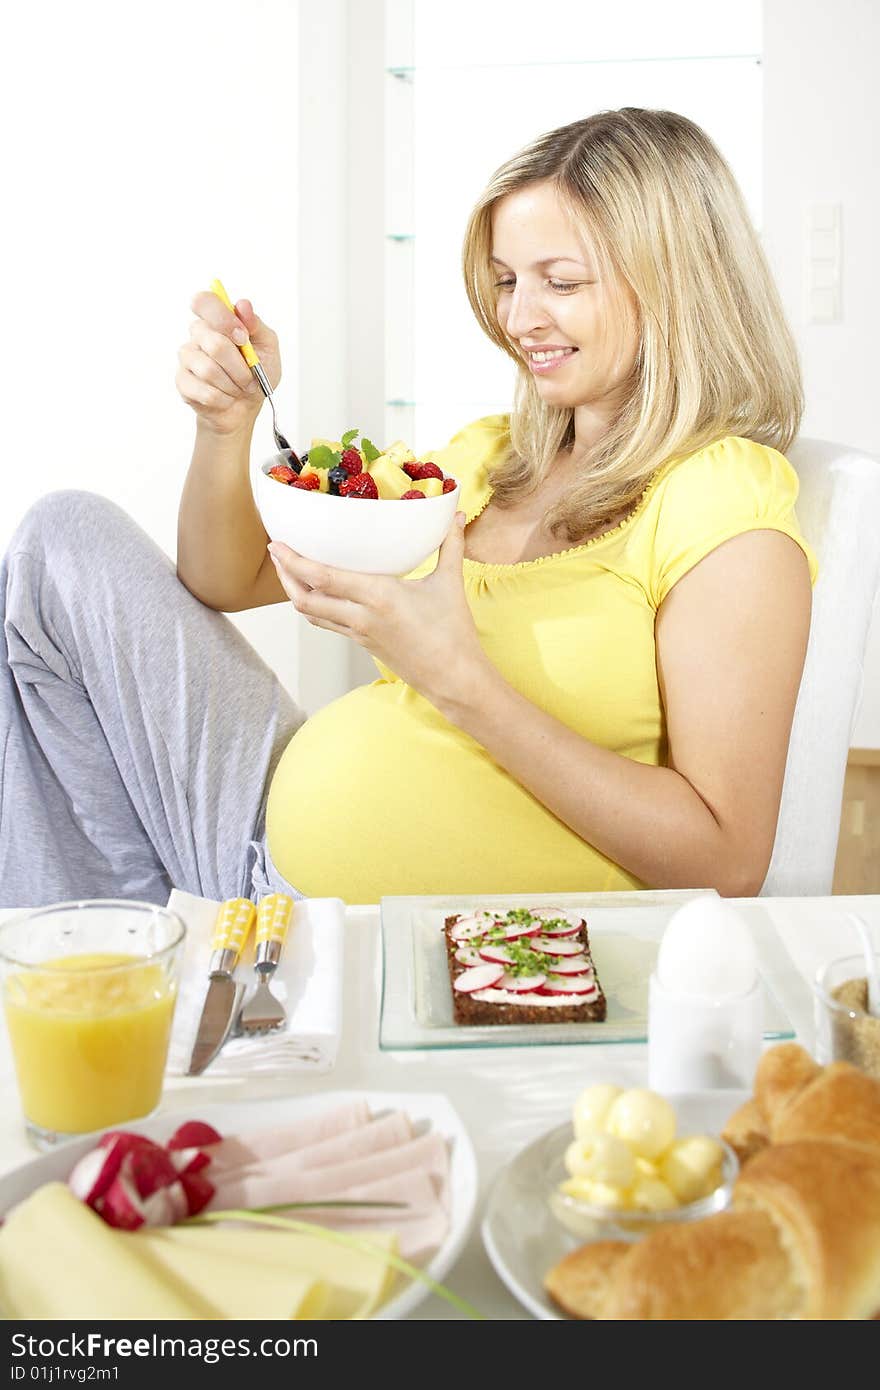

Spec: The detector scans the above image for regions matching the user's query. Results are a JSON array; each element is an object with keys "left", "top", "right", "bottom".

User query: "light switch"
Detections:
[{"left": 804, "top": 203, "right": 842, "bottom": 324}]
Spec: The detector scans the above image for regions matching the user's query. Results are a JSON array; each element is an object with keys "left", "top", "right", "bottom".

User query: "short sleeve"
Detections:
[
  {"left": 647, "top": 435, "right": 819, "bottom": 608},
  {"left": 422, "top": 414, "right": 510, "bottom": 519}
]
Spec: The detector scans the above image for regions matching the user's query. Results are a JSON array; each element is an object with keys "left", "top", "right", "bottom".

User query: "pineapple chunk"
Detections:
[
  {"left": 368, "top": 454, "right": 415, "bottom": 499},
  {"left": 300, "top": 463, "right": 330, "bottom": 493},
  {"left": 309, "top": 436, "right": 344, "bottom": 453},
  {"left": 409, "top": 476, "right": 444, "bottom": 498},
  {"left": 376, "top": 440, "right": 416, "bottom": 468}
]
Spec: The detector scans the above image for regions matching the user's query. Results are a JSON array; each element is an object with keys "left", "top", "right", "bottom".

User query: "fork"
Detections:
[
  {"left": 237, "top": 893, "right": 295, "bottom": 1035},
  {"left": 209, "top": 278, "right": 302, "bottom": 465}
]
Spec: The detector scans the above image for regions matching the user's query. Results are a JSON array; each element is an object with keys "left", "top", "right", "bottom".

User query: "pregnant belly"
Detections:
[{"left": 265, "top": 683, "right": 641, "bottom": 903}]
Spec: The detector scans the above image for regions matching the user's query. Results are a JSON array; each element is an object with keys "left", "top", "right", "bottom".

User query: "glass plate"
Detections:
[{"left": 379, "top": 889, "right": 803, "bottom": 1050}]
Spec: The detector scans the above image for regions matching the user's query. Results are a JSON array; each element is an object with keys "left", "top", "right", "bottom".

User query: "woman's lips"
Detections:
[{"left": 526, "top": 347, "right": 578, "bottom": 375}]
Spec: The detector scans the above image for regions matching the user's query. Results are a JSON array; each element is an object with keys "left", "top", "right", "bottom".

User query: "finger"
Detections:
[
  {"left": 267, "top": 550, "right": 368, "bottom": 632},
  {"left": 267, "top": 543, "right": 380, "bottom": 603},
  {"left": 187, "top": 323, "right": 255, "bottom": 392},
  {"left": 177, "top": 344, "right": 243, "bottom": 399},
  {"left": 190, "top": 289, "right": 251, "bottom": 346},
  {"left": 175, "top": 366, "right": 234, "bottom": 411},
  {"left": 435, "top": 510, "right": 467, "bottom": 574}
]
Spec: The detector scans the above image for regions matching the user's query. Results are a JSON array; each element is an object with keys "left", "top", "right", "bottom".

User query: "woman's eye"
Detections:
[
  {"left": 494, "top": 279, "right": 515, "bottom": 291},
  {"left": 549, "top": 280, "right": 581, "bottom": 293}
]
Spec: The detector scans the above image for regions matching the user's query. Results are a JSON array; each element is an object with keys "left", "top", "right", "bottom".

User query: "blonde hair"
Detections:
[{"left": 462, "top": 108, "right": 803, "bottom": 541}]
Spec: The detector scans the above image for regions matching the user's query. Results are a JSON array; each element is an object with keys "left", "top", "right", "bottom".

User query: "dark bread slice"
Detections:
[{"left": 445, "top": 912, "right": 607, "bottom": 1027}]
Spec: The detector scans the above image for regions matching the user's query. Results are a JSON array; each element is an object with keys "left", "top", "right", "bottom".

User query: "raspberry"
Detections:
[
  {"left": 412, "top": 461, "right": 443, "bottom": 481},
  {"left": 402, "top": 462, "right": 421, "bottom": 479},
  {"left": 340, "top": 473, "right": 379, "bottom": 499},
  {"left": 339, "top": 448, "right": 364, "bottom": 476},
  {"left": 400, "top": 489, "right": 426, "bottom": 500},
  {"left": 442, "top": 477, "right": 457, "bottom": 493},
  {"left": 267, "top": 464, "right": 298, "bottom": 485},
  {"left": 291, "top": 472, "right": 320, "bottom": 490}
]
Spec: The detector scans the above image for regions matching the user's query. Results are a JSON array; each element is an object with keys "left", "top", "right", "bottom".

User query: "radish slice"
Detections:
[
  {"left": 100, "top": 1174, "right": 146, "bottom": 1231},
  {"left": 539, "top": 975, "right": 599, "bottom": 995},
  {"left": 501, "top": 922, "right": 542, "bottom": 940},
  {"left": 167, "top": 1146, "right": 211, "bottom": 1176},
  {"left": 449, "top": 913, "right": 497, "bottom": 942},
  {"left": 127, "top": 1145, "right": 179, "bottom": 1199},
  {"left": 68, "top": 1132, "right": 156, "bottom": 1208},
  {"left": 453, "top": 963, "right": 505, "bottom": 993},
  {"left": 531, "top": 936, "right": 585, "bottom": 956},
  {"left": 497, "top": 971, "right": 547, "bottom": 992},
  {"left": 454, "top": 945, "right": 484, "bottom": 967},
  {"left": 166, "top": 1120, "right": 222, "bottom": 1151},
  {"left": 478, "top": 944, "right": 513, "bottom": 965},
  {"left": 179, "top": 1170, "right": 215, "bottom": 1216},
  {"left": 529, "top": 909, "right": 586, "bottom": 933},
  {"left": 546, "top": 955, "right": 592, "bottom": 975}
]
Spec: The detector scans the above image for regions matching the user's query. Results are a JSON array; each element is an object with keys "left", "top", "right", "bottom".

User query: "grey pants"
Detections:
[{"left": 0, "top": 491, "right": 305, "bottom": 909}]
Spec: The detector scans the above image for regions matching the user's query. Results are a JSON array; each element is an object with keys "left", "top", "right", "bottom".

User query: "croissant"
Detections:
[{"left": 544, "top": 1046, "right": 880, "bottom": 1320}]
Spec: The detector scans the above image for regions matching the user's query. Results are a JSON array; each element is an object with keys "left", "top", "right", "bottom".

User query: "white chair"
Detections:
[{"left": 762, "top": 437, "right": 880, "bottom": 896}]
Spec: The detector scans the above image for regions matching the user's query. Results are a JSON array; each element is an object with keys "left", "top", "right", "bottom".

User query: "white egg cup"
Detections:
[{"left": 647, "top": 971, "right": 765, "bottom": 1092}]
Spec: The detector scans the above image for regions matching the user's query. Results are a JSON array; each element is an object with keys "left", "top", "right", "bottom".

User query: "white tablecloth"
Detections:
[{"left": 1, "top": 894, "right": 878, "bottom": 1320}]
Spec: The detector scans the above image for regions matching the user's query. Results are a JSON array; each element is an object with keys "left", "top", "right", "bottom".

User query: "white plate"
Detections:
[
  {"left": 481, "top": 1089, "right": 748, "bottom": 1319},
  {"left": 380, "top": 890, "right": 802, "bottom": 1049},
  {"left": 0, "top": 1089, "right": 478, "bottom": 1322}
]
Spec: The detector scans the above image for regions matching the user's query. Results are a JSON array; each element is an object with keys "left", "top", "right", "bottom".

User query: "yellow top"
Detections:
[{"left": 266, "top": 417, "right": 818, "bottom": 903}]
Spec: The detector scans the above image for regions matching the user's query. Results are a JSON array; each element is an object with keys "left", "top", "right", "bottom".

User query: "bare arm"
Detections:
[{"left": 175, "top": 290, "right": 287, "bottom": 612}]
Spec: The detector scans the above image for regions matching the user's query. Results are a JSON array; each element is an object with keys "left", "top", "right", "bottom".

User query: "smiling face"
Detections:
[{"left": 490, "top": 180, "right": 640, "bottom": 427}]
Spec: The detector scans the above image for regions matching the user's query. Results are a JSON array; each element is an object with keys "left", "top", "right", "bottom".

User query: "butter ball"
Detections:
[
  {"left": 572, "top": 1083, "right": 622, "bottom": 1139},
  {"left": 629, "top": 1173, "right": 678, "bottom": 1212},
  {"left": 567, "top": 1132, "right": 636, "bottom": 1188},
  {"left": 606, "top": 1088, "right": 677, "bottom": 1160},
  {"left": 659, "top": 1135, "right": 725, "bottom": 1203}
]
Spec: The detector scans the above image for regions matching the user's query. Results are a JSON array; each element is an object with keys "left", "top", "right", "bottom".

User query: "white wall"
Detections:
[
  {"left": 763, "top": 0, "right": 880, "bottom": 745},
  {"left": 0, "top": 0, "right": 357, "bottom": 715}
]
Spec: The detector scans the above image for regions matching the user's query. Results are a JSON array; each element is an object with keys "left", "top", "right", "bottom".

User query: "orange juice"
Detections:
[{"left": 4, "top": 953, "right": 176, "bottom": 1134}]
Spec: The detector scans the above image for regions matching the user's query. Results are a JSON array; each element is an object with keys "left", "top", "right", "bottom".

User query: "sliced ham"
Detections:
[{"left": 206, "top": 1100, "right": 372, "bottom": 1170}]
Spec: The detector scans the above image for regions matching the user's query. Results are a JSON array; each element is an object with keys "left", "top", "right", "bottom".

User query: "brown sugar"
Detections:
[{"left": 830, "top": 976, "right": 880, "bottom": 1080}]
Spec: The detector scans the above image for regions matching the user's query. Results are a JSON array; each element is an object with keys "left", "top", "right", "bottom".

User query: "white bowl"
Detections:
[{"left": 253, "top": 454, "right": 461, "bottom": 575}]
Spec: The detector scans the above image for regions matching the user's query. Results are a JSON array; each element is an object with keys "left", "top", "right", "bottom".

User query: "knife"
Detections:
[{"left": 186, "top": 898, "right": 257, "bottom": 1076}]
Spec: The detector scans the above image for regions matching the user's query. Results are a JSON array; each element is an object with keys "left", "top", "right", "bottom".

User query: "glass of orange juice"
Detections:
[{"left": 0, "top": 900, "right": 185, "bottom": 1149}]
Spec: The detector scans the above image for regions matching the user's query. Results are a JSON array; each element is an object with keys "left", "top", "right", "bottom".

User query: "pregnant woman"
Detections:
[{"left": 0, "top": 107, "right": 816, "bottom": 908}]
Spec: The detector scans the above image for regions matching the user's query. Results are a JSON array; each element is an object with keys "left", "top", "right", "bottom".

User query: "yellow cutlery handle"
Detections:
[
  {"left": 209, "top": 278, "right": 260, "bottom": 369},
  {"left": 256, "top": 894, "right": 295, "bottom": 948},
  {"left": 210, "top": 898, "right": 256, "bottom": 963}
]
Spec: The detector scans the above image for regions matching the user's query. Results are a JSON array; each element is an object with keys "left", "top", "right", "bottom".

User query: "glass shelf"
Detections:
[
  {"left": 386, "top": 233, "right": 415, "bottom": 242},
  {"left": 388, "top": 53, "right": 760, "bottom": 78}
]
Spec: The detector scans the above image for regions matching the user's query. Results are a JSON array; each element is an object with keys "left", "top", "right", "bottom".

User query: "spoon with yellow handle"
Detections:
[{"left": 209, "top": 278, "right": 300, "bottom": 464}]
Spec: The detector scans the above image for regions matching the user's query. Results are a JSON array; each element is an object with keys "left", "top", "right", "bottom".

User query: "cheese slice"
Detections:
[{"left": 0, "top": 1183, "right": 398, "bottom": 1321}]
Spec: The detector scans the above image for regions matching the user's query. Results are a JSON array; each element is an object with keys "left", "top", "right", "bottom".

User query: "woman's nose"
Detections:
[{"left": 503, "top": 284, "right": 550, "bottom": 340}]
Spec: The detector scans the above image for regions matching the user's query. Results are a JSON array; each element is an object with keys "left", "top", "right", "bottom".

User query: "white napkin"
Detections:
[{"left": 165, "top": 890, "right": 345, "bottom": 1077}]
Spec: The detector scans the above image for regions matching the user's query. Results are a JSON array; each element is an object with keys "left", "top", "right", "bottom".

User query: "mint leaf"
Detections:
[
  {"left": 308, "top": 445, "right": 341, "bottom": 470},
  {"left": 341, "top": 428, "right": 359, "bottom": 448},
  {"left": 361, "top": 436, "right": 381, "bottom": 463}
]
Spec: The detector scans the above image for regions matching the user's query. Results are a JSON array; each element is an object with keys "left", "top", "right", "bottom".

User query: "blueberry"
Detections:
[{"left": 328, "top": 465, "right": 348, "bottom": 496}]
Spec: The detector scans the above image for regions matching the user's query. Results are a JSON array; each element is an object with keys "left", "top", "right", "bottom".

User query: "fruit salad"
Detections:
[{"left": 267, "top": 427, "right": 458, "bottom": 500}]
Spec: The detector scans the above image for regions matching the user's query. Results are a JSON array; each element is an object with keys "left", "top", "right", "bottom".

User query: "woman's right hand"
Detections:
[{"left": 176, "top": 291, "right": 282, "bottom": 437}]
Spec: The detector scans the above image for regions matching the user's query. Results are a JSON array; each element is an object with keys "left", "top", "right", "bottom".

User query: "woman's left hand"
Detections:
[{"left": 267, "top": 512, "right": 488, "bottom": 711}]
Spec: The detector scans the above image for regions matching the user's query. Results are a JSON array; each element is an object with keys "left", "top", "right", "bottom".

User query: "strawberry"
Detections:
[
  {"left": 339, "top": 448, "right": 364, "bottom": 476},
  {"left": 401, "top": 489, "right": 426, "bottom": 500},
  {"left": 292, "top": 473, "right": 321, "bottom": 490},
  {"left": 268, "top": 464, "right": 298, "bottom": 485},
  {"left": 340, "top": 473, "right": 379, "bottom": 499},
  {"left": 442, "top": 477, "right": 457, "bottom": 493}
]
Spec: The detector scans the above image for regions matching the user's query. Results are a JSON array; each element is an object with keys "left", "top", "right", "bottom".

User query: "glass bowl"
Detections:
[{"left": 541, "top": 1120, "right": 739, "bottom": 1243}]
